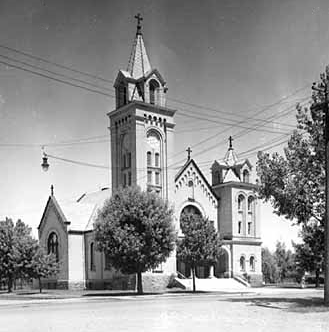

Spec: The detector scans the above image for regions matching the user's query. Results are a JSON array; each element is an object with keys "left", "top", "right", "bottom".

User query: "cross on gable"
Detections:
[
  {"left": 135, "top": 13, "right": 143, "bottom": 35},
  {"left": 186, "top": 147, "right": 192, "bottom": 161},
  {"left": 229, "top": 136, "right": 233, "bottom": 149}
]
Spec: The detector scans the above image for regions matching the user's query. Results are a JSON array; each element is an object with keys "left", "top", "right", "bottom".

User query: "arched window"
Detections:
[
  {"left": 250, "top": 256, "right": 255, "bottom": 272},
  {"left": 147, "top": 151, "right": 152, "bottom": 166},
  {"left": 240, "top": 256, "right": 245, "bottom": 271},
  {"left": 248, "top": 196, "right": 254, "bottom": 212},
  {"left": 243, "top": 169, "right": 249, "bottom": 183},
  {"left": 238, "top": 195, "right": 245, "bottom": 210},
  {"left": 47, "top": 232, "right": 59, "bottom": 262},
  {"left": 180, "top": 205, "right": 202, "bottom": 232},
  {"left": 149, "top": 79, "right": 160, "bottom": 105},
  {"left": 90, "top": 242, "right": 95, "bottom": 271},
  {"left": 146, "top": 130, "right": 162, "bottom": 194}
]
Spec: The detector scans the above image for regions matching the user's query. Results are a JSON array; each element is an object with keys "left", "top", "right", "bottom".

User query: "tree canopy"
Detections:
[
  {"left": 0, "top": 218, "right": 59, "bottom": 292},
  {"left": 256, "top": 68, "right": 329, "bottom": 284},
  {"left": 177, "top": 212, "right": 222, "bottom": 292},
  {"left": 94, "top": 186, "right": 176, "bottom": 294}
]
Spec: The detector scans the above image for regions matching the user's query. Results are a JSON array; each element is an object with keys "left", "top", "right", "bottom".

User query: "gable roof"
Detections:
[
  {"left": 175, "top": 158, "right": 218, "bottom": 199},
  {"left": 38, "top": 195, "right": 68, "bottom": 231},
  {"left": 39, "top": 188, "right": 110, "bottom": 233}
]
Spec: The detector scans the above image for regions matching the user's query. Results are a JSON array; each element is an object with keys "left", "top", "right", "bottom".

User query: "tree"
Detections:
[
  {"left": 29, "top": 248, "right": 59, "bottom": 293},
  {"left": 13, "top": 220, "right": 39, "bottom": 282},
  {"left": 0, "top": 218, "right": 15, "bottom": 292},
  {"left": 0, "top": 218, "right": 47, "bottom": 292},
  {"left": 293, "top": 222, "right": 324, "bottom": 287},
  {"left": 274, "top": 241, "right": 295, "bottom": 282},
  {"left": 176, "top": 213, "right": 222, "bottom": 292},
  {"left": 94, "top": 186, "right": 176, "bottom": 294},
  {"left": 261, "top": 247, "right": 279, "bottom": 284},
  {"left": 256, "top": 68, "right": 328, "bottom": 296}
]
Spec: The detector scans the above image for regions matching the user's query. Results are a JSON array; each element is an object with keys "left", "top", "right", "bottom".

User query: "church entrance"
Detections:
[{"left": 177, "top": 205, "right": 210, "bottom": 279}]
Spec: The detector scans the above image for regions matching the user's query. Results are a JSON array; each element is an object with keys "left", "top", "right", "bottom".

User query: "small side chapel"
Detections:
[{"left": 38, "top": 16, "right": 262, "bottom": 290}]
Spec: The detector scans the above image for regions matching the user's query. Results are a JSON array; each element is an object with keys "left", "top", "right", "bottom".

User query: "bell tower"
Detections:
[{"left": 108, "top": 15, "right": 176, "bottom": 201}]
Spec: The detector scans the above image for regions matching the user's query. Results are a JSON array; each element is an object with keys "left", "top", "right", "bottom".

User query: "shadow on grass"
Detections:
[{"left": 226, "top": 296, "right": 329, "bottom": 313}]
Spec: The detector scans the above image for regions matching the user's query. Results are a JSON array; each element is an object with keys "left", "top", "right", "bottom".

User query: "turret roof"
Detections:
[{"left": 126, "top": 18, "right": 152, "bottom": 79}]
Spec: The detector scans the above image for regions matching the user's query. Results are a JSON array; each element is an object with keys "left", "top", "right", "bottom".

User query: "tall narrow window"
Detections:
[
  {"left": 128, "top": 172, "right": 132, "bottom": 186},
  {"left": 147, "top": 171, "right": 152, "bottom": 184},
  {"left": 248, "top": 196, "right": 254, "bottom": 212},
  {"left": 250, "top": 256, "right": 255, "bottom": 271},
  {"left": 47, "top": 232, "right": 59, "bottom": 262},
  {"left": 147, "top": 151, "right": 152, "bottom": 166},
  {"left": 118, "top": 85, "right": 127, "bottom": 107},
  {"left": 123, "top": 173, "right": 127, "bottom": 187},
  {"left": 149, "top": 80, "right": 160, "bottom": 105},
  {"left": 90, "top": 242, "right": 95, "bottom": 271},
  {"left": 155, "top": 172, "right": 160, "bottom": 185},
  {"left": 238, "top": 221, "right": 242, "bottom": 234},
  {"left": 243, "top": 169, "right": 250, "bottom": 183},
  {"left": 155, "top": 153, "right": 160, "bottom": 167},
  {"left": 127, "top": 152, "right": 131, "bottom": 168},
  {"left": 240, "top": 256, "right": 245, "bottom": 271},
  {"left": 238, "top": 195, "right": 245, "bottom": 210},
  {"left": 248, "top": 222, "right": 252, "bottom": 235}
]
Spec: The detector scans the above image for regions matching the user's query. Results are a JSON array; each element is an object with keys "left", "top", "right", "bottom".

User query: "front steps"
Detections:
[{"left": 175, "top": 277, "right": 249, "bottom": 292}]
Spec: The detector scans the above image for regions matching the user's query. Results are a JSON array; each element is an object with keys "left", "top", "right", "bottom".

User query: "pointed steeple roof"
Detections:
[
  {"left": 126, "top": 14, "right": 152, "bottom": 79},
  {"left": 223, "top": 136, "right": 238, "bottom": 167}
]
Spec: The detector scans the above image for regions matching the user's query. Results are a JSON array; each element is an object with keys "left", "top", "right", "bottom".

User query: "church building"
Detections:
[{"left": 38, "top": 16, "right": 262, "bottom": 291}]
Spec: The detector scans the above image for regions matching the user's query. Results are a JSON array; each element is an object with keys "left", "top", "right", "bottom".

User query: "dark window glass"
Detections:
[
  {"left": 90, "top": 242, "right": 95, "bottom": 271},
  {"left": 47, "top": 232, "right": 59, "bottom": 262}
]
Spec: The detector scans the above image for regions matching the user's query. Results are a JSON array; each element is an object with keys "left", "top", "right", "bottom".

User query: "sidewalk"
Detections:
[{"left": 0, "top": 286, "right": 323, "bottom": 307}]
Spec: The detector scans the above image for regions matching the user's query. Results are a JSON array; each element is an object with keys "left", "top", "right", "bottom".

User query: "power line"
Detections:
[
  {"left": 0, "top": 59, "right": 115, "bottom": 98},
  {"left": 0, "top": 53, "right": 112, "bottom": 93},
  {"left": 0, "top": 43, "right": 114, "bottom": 84}
]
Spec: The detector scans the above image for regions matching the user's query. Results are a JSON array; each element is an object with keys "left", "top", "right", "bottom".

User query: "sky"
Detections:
[{"left": 1, "top": 0, "right": 329, "bottom": 250}]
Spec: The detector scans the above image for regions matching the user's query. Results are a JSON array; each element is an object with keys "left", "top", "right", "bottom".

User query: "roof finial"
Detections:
[
  {"left": 186, "top": 147, "right": 192, "bottom": 161},
  {"left": 135, "top": 13, "right": 143, "bottom": 35},
  {"left": 228, "top": 136, "right": 233, "bottom": 150},
  {"left": 51, "top": 184, "right": 54, "bottom": 196}
]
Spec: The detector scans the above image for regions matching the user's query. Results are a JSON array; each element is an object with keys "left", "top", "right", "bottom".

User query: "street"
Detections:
[{"left": 0, "top": 289, "right": 328, "bottom": 332}]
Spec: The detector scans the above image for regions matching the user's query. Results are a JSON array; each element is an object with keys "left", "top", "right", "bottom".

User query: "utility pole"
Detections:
[{"left": 312, "top": 70, "right": 329, "bottom": 305}]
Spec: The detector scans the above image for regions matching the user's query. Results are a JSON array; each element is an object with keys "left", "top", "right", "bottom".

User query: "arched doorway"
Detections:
[{"left": 176, "top": 204, "right": 210, "bottom": 279}]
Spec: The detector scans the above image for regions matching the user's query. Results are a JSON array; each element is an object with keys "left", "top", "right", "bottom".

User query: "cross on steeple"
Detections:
[
  {"left": 135, "top": 13, "right": 143, "bottom": 35},
  {"left": 186, "top": 147, "right": 192, "bottom": 161},
  {"left": 50, "top": 184, "right": 54, "bottom": 196},
  {"left": 228, "top": 136, "right": 233, "bottom": 150}
]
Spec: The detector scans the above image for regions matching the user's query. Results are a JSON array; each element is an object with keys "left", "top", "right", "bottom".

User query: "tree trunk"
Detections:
[
  {"left": 137, "top": 271, "right": 143, "bottom": 295},
  {"left": 192, "top": 266, "right": 196, "bottom": 292},
  {"left": 7, "top": 277, "right": 13, "bottom": 293},
  {"left": 315, "top": 269, "right": 320, "bottom": 288},
  {"left": 38, "top": 277, "right": 42, "bottom": 293}
]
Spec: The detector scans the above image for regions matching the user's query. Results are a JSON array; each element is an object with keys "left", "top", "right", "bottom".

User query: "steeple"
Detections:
[
  {"left": 127, "top": 13, "right": 152, "bottom": 79},
  {"left": 223, "top": 136, "right": 238, "bottom": 167}
]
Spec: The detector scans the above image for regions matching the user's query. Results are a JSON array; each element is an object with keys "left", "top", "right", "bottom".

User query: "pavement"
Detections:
[{"left": 0, "top": 288, "right": 327, "bottom": 332}]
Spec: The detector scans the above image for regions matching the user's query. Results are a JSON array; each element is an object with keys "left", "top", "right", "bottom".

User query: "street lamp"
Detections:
[{"left": 41, "top": 148, "right": 49, "bottom": 172}]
